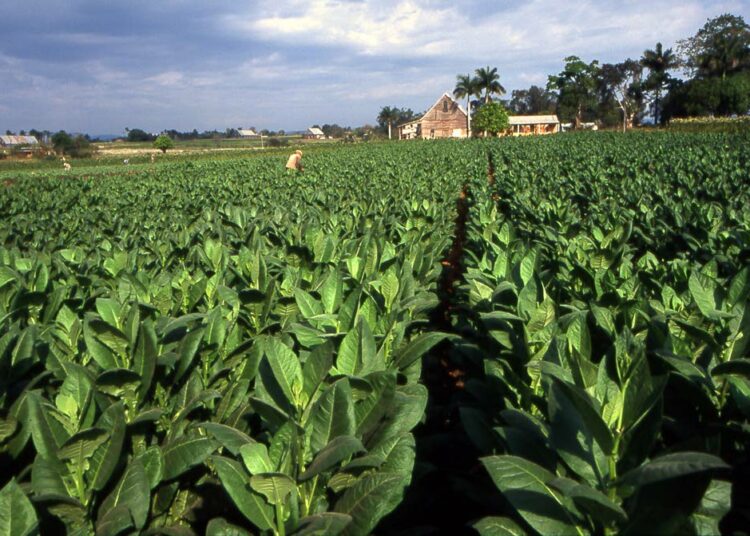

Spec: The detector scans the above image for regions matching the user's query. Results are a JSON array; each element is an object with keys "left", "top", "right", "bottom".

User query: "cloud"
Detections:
[
  {"left": 230, "top": 0, "right": 456, "bottom": 56},
  {"left": 0, "top": 0, "right": 748, "bottom": 133},
  {"left": 146, "top": 71, "right": 185, "bottom": 86}
]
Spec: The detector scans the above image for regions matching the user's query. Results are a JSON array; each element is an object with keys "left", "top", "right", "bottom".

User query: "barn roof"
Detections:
[
  {"left": 307, "top": 127, "right": 324, "bottom": 136},
  {"left": 509, "top": 115, "right": 560, "bottom": 125},
  {"left": 238, "top": 129, "right": 257, "bottom": 136},
  {"left": 0, "top": 135, "right": 39, "bottom": 146}
]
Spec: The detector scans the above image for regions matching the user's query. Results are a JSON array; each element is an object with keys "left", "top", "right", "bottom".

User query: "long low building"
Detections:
[
  {"left": 0, "top": 135, "right": 39, "bottom": 146},
  {"left": 508, "top": 115, "right": 560, "bottom": 135}
]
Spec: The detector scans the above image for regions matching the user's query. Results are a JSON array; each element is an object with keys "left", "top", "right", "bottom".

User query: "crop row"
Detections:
[
  {"left": 1, "top": 133, "right": 748, "bottom": 535},
  {"left": 0, "top": 144, "right": 469, "bottom": 535},
  {"left": 446, "top": 132, "right": 749, "bottom": 534}
]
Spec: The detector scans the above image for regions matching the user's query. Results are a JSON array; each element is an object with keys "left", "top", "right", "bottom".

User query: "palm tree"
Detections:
[
  {"left": 454, "top": 74, "right": 482, "bottom": 137},
  {"left": 641, "top": 43, "right": 679, "bottom": 124},
  {"left": 475, "top": 66, "right": 507, "bottom": 104},
  {"left": 377, "top": 106, "right": 400, "bottom": 140}
]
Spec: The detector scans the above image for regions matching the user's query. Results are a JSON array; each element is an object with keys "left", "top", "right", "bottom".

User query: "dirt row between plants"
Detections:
[{"left": 381, "top": 153, "right": 497, "bottom": 534}]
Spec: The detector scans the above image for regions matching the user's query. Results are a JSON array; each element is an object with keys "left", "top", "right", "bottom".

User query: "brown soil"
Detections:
[{"left": 427, "top": 183, "right": 470, "bottom": 396}]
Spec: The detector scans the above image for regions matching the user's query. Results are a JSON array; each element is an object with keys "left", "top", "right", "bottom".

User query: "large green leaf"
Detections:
[
  {"left": 239, "top": 442, "right": 274, "bottom": 475},
  {"left": 56, "top": 427, "right": 104, "bottom": 457},
  {"left": 294, "top": 289, "right": 323, "bottom": 319},
  {"left": 548, "top": 380, "right": 612, "bottom": 487},
  {"left": 98, "top": 459, "right": 150, "bottom": 531},
  {"left": 354, "top": 372, "right": 396, "bottom": 439},
  {"left": 161, "top": 436, "right": 219, "bottom": 481},
  {"left": 310, "top": 379, "right": 356, "bottom": 454},
  {"left": 89, "top": 403, "right": 126, "bottom": 491},
  {"left": 263, "top": 337, "right": 303, "bottom": 410},
  {"left": 481, "top": 455, "right": 582, "bottom": 536},
  {"left": 26, "top": 392, "right": 69, "bottom": 462},
  {"left": 292, "top": 513, "right": 352, "bottom": 536},
  {"left": 133, "top": 320, "right": 157, "bottom": 400},
  {"left": 618, "top": 452, "right": 729, "bottom": 488},
  {"left": 249, "top": 473, "right": 295, "bottom": 506},
  {"left": 0, "top": 479, "right": 39, "bottom": 536},
  {"left": 711, "top": 359, "right": 750, "bottom": 379},
  {"left": 336, "top": 318, "right": 376, "bottom": 376},
  {"left": 319, "top": 270, "right": 343, "bottom": 315},
  {"left": 201, "top": 423, "right": 254, "bottom": 456},
  {"left": 394, "top": 332, "right": 456, "bottom": 369},
  {"left": 302, "top": 341, "right": 333, "bottom": 400},
  {"left": 211, "top": 456, "right": 274, "bottom": 531},
  {"left": 690, "top": 479, "right": 731, "bottom": 535},
  {"left": 549, "top": 477, "right": 627, "bottom": 525},
  {"left": 473, "top": 516, "right": 527, "bottom": 536},
  {"left": 300, "top": 435, "right": 365, "bottom": 481},
  {"left": 334, "top": 472, "right": 408, "bottom": 536},
  {"left": 206, "top": 517, "right": 253, "bottom": 536},
  {"left": 689, "top": 272, "right": 720, "bottom": 320}
]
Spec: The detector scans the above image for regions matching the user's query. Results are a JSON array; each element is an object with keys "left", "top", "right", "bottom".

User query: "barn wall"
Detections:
[{"left": 419, "top": 95, "right": 467, "bottom": 139}]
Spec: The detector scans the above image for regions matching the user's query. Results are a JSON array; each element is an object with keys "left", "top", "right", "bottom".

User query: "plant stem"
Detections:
[{"left": 276, "top": 503, "right": 286, "bottom": 536}]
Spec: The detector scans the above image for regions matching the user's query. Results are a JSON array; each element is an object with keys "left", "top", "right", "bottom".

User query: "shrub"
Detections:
[{"left": 153, "top": 134, "right": 175, "bottom": 153}]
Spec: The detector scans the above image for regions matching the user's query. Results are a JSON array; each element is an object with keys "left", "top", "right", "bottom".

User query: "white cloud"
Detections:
[
  {"left": 226, "top": 0, "right": 457, "bottom": 56},
  {"left": 226, "top": 0, "right": 748, "bottom": 63},
  {"left": 146, "top": 71, "right": 185, "bottom": 86}
]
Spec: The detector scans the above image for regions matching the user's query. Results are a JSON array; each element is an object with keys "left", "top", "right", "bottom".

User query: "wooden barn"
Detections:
[
  {"left": 508, "top": 115, "right": 560, "bottom": 136},
  {"left": 398, "top": 93, "right": 468, "bottom": 140},
  {"left": 305, "top": 127, "right": 325, "bottom": 139}
]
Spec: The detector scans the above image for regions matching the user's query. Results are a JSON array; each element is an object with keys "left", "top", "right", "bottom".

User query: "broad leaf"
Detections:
[{"left": 481, "top": 455, "right": 582, "bottom": 535}]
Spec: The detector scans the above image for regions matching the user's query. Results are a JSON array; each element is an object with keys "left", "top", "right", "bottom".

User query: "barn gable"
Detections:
[{"left": 398, "top": 93, "right": 468, "bottom": 140}]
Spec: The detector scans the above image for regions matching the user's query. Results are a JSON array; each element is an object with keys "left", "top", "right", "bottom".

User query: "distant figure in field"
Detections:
[
  {"left": 285, "top": 150, "right": 304, "bottom": 173},
  {"left": 63, "top": 162, "right": 71, "bottom": 171},
  {"left": 150, "top": 153, "right": 156, "bottom": 164}
]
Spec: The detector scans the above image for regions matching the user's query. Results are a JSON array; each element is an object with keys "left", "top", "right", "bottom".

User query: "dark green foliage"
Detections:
[{"left": 1, "top": 134, "right": 746, "bottom": 534}]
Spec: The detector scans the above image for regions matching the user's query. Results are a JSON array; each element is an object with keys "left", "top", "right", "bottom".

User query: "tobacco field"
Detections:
[{"left": 0, "top": 132, "right": 748, "bottom": 535}]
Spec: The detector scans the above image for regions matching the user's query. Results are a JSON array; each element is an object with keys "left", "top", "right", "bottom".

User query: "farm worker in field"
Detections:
[{"left": 285, "top": 150, "right": 304, "bottom": 173}]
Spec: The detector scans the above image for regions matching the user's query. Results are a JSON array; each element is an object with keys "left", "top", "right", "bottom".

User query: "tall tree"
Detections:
[
  {"left": 547, "top": 56, "right": 600, "bottom": 127},
  {"left": 598, "top": 60, "right": 645, "bottom": 131},
  {"left": 475, "top": 66, "right": 507, "bottom": 104},
  {"left": 677, "top": 14, "right": 750, "bottom": 79},
  {"left": 641, "top": 43, "right": 679, "bottom": 124},
  {"left": 453, "top": 74, "right": 482, "bottom": 137},
  {"left": 509, "top": 86, "right": 557, "bottom": 115},
  {"left": 377, "top": 106, "right": 401, "bottom": 140}
]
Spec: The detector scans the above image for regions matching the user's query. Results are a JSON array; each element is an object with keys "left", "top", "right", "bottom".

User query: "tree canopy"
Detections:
[
  {"left": 677, "top": 14, "right": 750, "bottom": 79},
  {"left": 153, "top": 134, "right": 174, "bottom": 153},
  {"left": 509, "top": 86, "right": 557, "bottom": 115},
  {"left": 547, "top": 56, "right": 600, "bottom": 125},
  {"left": 472, "top": 102, "right": 509, "bottom": 136}
]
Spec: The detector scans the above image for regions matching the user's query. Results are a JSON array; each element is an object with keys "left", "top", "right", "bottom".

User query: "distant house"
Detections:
[
  {"left": 508, "top": 115, "right": 560, "bottom": 136},
  {"left": 398, "top": 93, "right": 468, "bottom": 140},
  {"left": 305, "top": 127, "right": 325, "bottom": 139},
  {"left": 0, "top": 135, "right": 39, "bottom": 147},
  {"left": 238, "top": 129, "right": 258, "bottom": 137}
]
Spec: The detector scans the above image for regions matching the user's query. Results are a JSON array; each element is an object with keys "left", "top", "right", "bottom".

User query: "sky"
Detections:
[{"left": 1, "top": 0, "right": 748, "bottom": 134}]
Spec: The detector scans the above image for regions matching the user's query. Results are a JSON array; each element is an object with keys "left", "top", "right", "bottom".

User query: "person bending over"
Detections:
[{"left": 285, "top": 150, "right": 304, "bottom": 173}]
